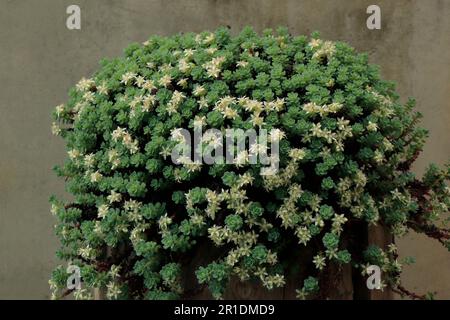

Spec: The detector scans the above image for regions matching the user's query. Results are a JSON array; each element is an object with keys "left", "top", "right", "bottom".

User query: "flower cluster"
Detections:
[{"left": 50, "top": 27, "right": 450, "bottom": 300}]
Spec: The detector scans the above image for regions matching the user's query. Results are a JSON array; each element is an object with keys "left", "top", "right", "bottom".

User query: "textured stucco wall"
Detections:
[{"left": 0, "top": 0, "right": 449, "bottom": 299}]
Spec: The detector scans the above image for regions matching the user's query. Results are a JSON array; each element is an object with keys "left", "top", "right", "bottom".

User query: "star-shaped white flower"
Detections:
[
  {"left": 236, "top": 60, "right": 248, "bottom": 68},
  {"left": 97, "top": 204, "right": 109, "bottom": 219},
  {"left": 193, "top": 85, "right": 206, "bottom": 97},
  {"left": 51, "top": 122, "right": 61, "bottom": 136},
  {"left": 55, "top": 104, "right": 65, "bottom": 117},
  {"left": 177, "top": 78, "right": 188, "bottom": 88},
  {"left": 97, "top": 82, "right": 109, "bottom": 95},
  {"left": 198, "top": 97, "right": 208, "bottom": 110},
  {"left": 135, "top": 76, "right": 145, "bottom": 88},
  {"left": 107, "top": 190, "right": 122, "bottom": 203},
  {"left": 68, "top": 149, "right": 80, "bottom": 159},
  {"left": 143, "top": 80, "right": 155, "bottom": 91},
  {"left": 90, "top": 171, "right": 102, "bottom": 183},
  {"left": 121, "top": 72, "right": 136, "bottom": 85},
  {"left": 158, "top": 74, "right": 172, "bottom": 88}
]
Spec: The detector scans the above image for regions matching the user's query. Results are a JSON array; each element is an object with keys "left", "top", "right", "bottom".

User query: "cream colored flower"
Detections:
[
  {"left": 177, "top": 78, "right": 188, "bottom": 88},
  {"left": 367, "top": 121, "right": 378, "bottom": 132},
  {"left": 236, "top": 60, "right": 248, "bottom": 68},
  {"left": 193, "top": 116, "right": 206, "bottom": 128},
  {"left": 206, "top": 65, "right": 220, "bottom": 78},
  {"left": 234, "top": 150, "right": 249, "bottom": 167},
  {"left": 124, "top": 199, "right": 142, "bottom": 212},
  {"left": 387, "top": 243, "right": 398, "bottom": 254},
  {"left": 178, "top": 58, "right": 192, "bottom": 73},
  {"left": 296, "top": 226, "right": 311, "bottom": 245},
  {"left": 84, "top": 153, "right": 95, "bottom": 167},
  {"left": 243, "top": 99, "right": 263, "bottom": 113},
  {"left": 267, "top": 98, "right": 285, "bottom": 112},
  {"left": 249, "top": 142, "right": 267, "bottom": 155},
  {"left": 90, "top": 171, "right": 102, "bottom": 183},
  {"left": 158, "top": 74, "right": 172, "bottom": 87},
  {"left": 198, "top": 97, "right": 208, "bottom": 109},
  {"left": 108, "top": 149, "right": 118, "bottom": 162},
  {"left": 106, "top": 282, "right": 122, "bottom": 300},
  {"left": 111, "top": 127, "right": 125, "bottom": 141},
  {"left": 98, "top": 204, "right": 109, "bottom": 219},
  {"left": 83, "top": 91, "right": 95, "bottom": 103},
  {"left": 159, "top": 63, "right": 172, "bottom": 73},
  {"left": 68, "top": 149, "right": 80, "bottom": 160},
  {"left": 166, "top": 90, "right": 185, "bottom": 114},
  {"left": 143, "top": 80, "right": 156, "bottom": 91},
  {"left": 289, "top": 148, "right": 306, "bottom": 161},
  {"left": 223, "top": 107, "right": 238, "bottom": 120},
  {"left": 203, "top": 56, "right": 225, "bottom": 78},
  {"left": 193, "top": 85, "right": 206, "bottom": 97},
  {"left": 109, "top": 265, "right": 121, "bottom": 279},
  {"left": 383, "top": 138, "right": 394, "bottom": 152},
  {"left": 269, "top": 128, "right": 286, "bottom": 141},
  {"left": 108, "top": 190, "right": 122, "bottom": 204},
  {"left": 374, "top": 150, "right": 384, "bottom": 164},
  {"left": 51, "top": 122, "right": 61, "bottom": 136},
  {"left": 50, "top": 204, "right": 59, "bottom": 216},
  {"left": 250, "top": 114, "right": 264, "bottom": 127},
  {"left": 97, "top": 82, "right": 109, "bottom": 95},
  {"left": 55, "top": 104, "right": 65, "bottom": 117},
  {"left": 129, "top": 95, "right": 142, "bottom": 109},
  {"left": 142, "top": 95, "right": 156, "bottom": 111},
  {"left": 76, "top": 77, "right": 95, "bottom": 91},
  {"left": 206, "top": 47, "right": 218, "bottom": 55},
  {"left": 172, "top": 90, "right": 185, "bottom": 104},
  {"left": 135, "top": 76, "right": 145, "bottom": 88},
  {"left": 311, "top": 40, "right": 335, "bottom": 60},
  {"left": 203, "top": 33, "right": 215, "bottom": 44},
  {"left": 120, "top": 131, "right": 133, "bottom": 145},
  {"left": 313, "top": 254, "right": 326, "bottom": 270},
  {"left": 170, "top": 128, "right": 185, "bottom": 142},
  {"left": 158, "top": 214, "right": 172, "bottom": 232},
  {"left": 78, "top": 245, "right": 94, "bottom": 260},
  {"left": 309, "top": 38, "right": 322, "bottom": 48},
  {"left": 184, "top": 48, "right": 196, "bottom": 58},
  {"left": 121, "top": 72, "right": 136, "bottom": 85}
]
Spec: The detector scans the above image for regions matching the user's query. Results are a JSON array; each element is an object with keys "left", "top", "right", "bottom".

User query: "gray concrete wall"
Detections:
[{"left": 0, "top": 0, "right": 449, "bottom": 299}]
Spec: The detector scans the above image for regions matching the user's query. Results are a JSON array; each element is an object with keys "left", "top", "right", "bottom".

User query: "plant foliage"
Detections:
[{"left": 50, "top": 27, "right": 450, "bottom": 300}]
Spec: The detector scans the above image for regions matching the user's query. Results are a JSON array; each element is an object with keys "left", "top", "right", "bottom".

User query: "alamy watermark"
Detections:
[
  {"left": 367, "top": 5, "right": 381, "bottom": 30},
  {"left": 66, "top": 264, "right": 81, "bottom": 290},
  {"left": 366, "top": 265, "right": 382, "bottom": 290},
  {"left": 170, "top": 125, "right": 281, "bottom": 175},
  {"left": 66, "top": 5, "right": 81, "bottom": 30}
]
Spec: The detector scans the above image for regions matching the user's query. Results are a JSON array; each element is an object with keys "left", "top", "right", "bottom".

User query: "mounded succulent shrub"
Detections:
[{"left": 50, "top": 27, "right": 450, "bottom": 300}]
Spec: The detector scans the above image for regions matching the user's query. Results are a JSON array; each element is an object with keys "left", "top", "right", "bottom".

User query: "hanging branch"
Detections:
[
  {"left": 391, "top": 284, "right": 428, "bottom": 300},
  {"left": 407, "top": 221, "right": 450, "bottom": 246}
]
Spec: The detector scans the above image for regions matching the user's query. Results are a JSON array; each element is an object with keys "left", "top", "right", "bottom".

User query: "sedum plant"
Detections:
[{"left": 50, "top": 27, "right": 450, "bottom": 300}]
